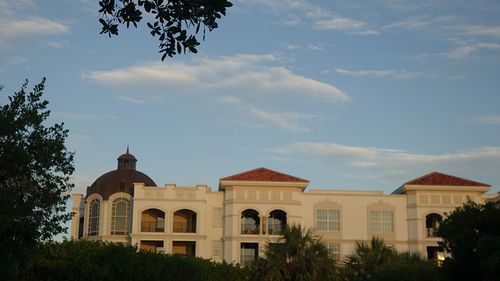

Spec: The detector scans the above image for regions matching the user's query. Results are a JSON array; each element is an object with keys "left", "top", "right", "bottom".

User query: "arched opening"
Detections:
[
  {"left": 111, "top": 197, "right": 130, "bottom": 235},
  {"left": 141, "top": 209, "right": 165, "bottom": 232},
  {"left": 425, "top": 213, "right": 442, "bottom": 238},
  {"left": 88, "top": 199, "right": 100, "bottom": 236},
  {"left": 173, "top": 209, "right": 197, "bottom": 233},
  {"left": 268, "top": 209, "right": 287, "bottom": 235},
  {"left": 241, "top": 209, "right": 260, "bottom": 234}
]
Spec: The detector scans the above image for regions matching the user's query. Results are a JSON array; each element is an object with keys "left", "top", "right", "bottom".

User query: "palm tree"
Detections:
[
  {"left": 251, "top": 225, "right": 337, "bottom": 281},
  {"left": 341, "top": 237, "right": 397, "bottom": 281}
]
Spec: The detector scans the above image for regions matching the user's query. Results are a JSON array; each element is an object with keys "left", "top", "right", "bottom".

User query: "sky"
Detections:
[{"left": 1, "top": 0, "right": 500, "bottom": 207}]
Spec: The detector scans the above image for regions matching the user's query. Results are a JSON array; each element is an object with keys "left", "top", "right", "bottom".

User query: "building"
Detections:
[{"left": 70, "top": 149, "right": 493, "bottom": 265}]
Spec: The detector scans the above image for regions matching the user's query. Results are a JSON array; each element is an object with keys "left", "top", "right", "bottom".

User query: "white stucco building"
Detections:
[{"left": 70, "top": 149, "right": 494, "bottom": 265}]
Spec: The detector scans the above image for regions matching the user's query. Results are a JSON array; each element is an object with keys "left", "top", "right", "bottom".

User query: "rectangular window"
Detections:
[
  {"left": 212, "top": 240, "right": 222, "bottom": 258},
  {"left": 326, "top": 243, "right": 341, "bottom": 262},
  {"left": 316, "top": 209, "right": 340, "bottom": 231},
  {"left": 240, "top": 243, "right": 258, "bottom": 266},
  {"left": 370, "top": 211, "right": 393, "bottom": 233},
  {"left": 213, "top": 207, "right": 223, "bottom": 228}
]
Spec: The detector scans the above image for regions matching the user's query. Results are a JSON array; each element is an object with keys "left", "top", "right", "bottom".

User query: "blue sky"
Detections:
[{"left": 1, "top": 0, "right": 500, "bottom": 201}]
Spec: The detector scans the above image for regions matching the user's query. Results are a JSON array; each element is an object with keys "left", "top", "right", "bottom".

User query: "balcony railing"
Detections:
[
  {"left": 241, "top": 224, "right": 260, "bottom": 234},
  {"left": 173, "top": 222, "right": 196, "bottom": 233},
  {"left": 427, "top": 227, "right": 439, "bottom": 238},
  {"left": 141, "top": 221, "right": 164, "bottom": 232},
  {"left": 268, "top": 223, "right": 284, "bottom": 235}
]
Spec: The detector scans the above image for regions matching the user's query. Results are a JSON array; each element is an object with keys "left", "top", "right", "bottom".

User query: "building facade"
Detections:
[{"left": 71, "top": 149, "right": 494, "bottom": 265}]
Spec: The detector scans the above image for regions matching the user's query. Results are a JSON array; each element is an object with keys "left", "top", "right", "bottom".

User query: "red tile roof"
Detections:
[
  {"left": 220, "top": 167, "right": 309, "bottom": 183},
  {"left": 405, "top": 172, "right": 490, "bottom": 187}
]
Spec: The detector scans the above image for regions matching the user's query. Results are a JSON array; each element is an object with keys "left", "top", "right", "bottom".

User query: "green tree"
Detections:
[
  {"left": 438, "top": 200, "right": 500, "bottom": 281},
  {"left": 98, "top": 0, "right": 233, "bottom": 60},
  {"left": 28, "top": 240, "right": 249, "bottom": 281},
  {"left": 251, "top": 225, "right": 337, "bottom": 281},
  {"left": 0, "top": 79, "right": 74, "bottom": 279},
  {"left": 341, "top": 237, "right": 397, "bottom": 281},
  {"left": 341, "top": 237, "right": 439, "bottom": 281}
]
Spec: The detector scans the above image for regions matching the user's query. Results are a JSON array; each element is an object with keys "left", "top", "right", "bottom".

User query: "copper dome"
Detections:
[{"left": 86, "top": 148, "right": 157, "bottom": 199}]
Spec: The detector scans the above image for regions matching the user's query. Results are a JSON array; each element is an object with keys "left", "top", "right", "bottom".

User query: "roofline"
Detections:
[
  {"left": 219, "top": 179, "right": 309, "bottom": 191},
  {"left": 392, "top": 184, "right": 490, "bottom": 194}
]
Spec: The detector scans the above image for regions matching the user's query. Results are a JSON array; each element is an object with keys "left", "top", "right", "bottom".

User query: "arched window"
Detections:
[
  {"left": 268, "top": 210, "right": 287, "bottom": 235},
  {"left": 425, "top": 213, "right": 442, "bottom": 238},
  {"left": 141, "top": 209, "right": 165, "bottom": 232},
  {"left": 241, "top": 209, "right": 260, "bottom": 234},
  {"left": 173, "top": 209, "right": 197, "bottom": 233},
  {"left": 111, "top": 197, "right": 130, "bottom": 235},
  {"left": 88, "top": 199, "right": 100, "bottom": 236}
]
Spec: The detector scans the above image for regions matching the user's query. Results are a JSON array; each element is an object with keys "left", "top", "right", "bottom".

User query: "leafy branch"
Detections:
[{"left": 98, "top": 0, "right": 233, "bottom": 60}]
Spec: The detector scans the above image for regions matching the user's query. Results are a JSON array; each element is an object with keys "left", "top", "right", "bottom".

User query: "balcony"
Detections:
[
  {"left": 241, "top": 223, "right": 260, "bottom": 234},
  {"left": 173, "top": 209, "right": 197, "bottom": 233},
  {"left": 173, "top": 222, "right": 197, "bottom": 233},
  {"left": 141, "top": 221, "right": 164, "bottom": 233},
  {"left": 427, "top": 227, "right": 439, "bottom": 238}
]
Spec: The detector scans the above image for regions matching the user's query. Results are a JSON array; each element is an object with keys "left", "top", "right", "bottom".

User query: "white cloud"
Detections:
[
  {"left": 457, "top": 25, "right": 500, "bottom": 38},
  {"left": 0, "top": 0, "right": 35, "bottom": 17},
  {"left": 219, "top": 96, "right": 320, "bottom": 132},
  {"left": 315, "top": 17, "right": 379, "bottom": 35},
  {"left": 427, "top": 42, "right": 500, "bottom": 59},
  {"left": 272, "top": 142, "right": 500, "bottom": 167},
  {"left": 0, "top": 17, "right": 69, "bottom": 39},
  {"left": 335, "top": 68, "right": 425, "bottom": 80},
  {"left": 83, "top": 54, "right": 350, "bottom": 102},
  {"left": 237, "top": 0, "right": 377, "bottom": 35},
  {"left": 52, "top": 112, "right": 117, "bottom": 121},
  {"left": 470, "top": 115, "right": 500, "bottom": 125},
  {"left": 115, "top": 95, "right": 148, "bottom": 105}
]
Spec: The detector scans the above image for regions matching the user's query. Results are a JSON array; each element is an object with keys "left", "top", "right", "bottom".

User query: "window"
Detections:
[
  {"left": 141, "top": 209, "right": 165, "bottom": 232},
  {"left": 111, "top": 197, "right": 130, "bottom": 235},
  {"left": 241, "top": 209, "right": 260, "bottom": 234},
  {"left": 213, "top": 207, "right": 223, "bottom": 228},
  {"left": 88, "top": 199, "right": 100, "bottom": 236},
  {"left": 172, "top": 241, "right": 196, "bottom": 256},
  {"left": 140, "top": 240, "right": 164, "bottom": 253},
  {"left": 173, "top": 209, "right": 197, "bottom": 233},
  {"left": 425, "top": 213, "right": 442, "bottom": 238},
  {"left": 326, "top": 243, "right": 341, "bottom": 262},
  {"left": 240, "top": 243, "right": 258, "bottom": 266},
  {"left": 268, "top": 210, "right": 287, "bottom": 235},
  {"left": 212, "top": 240, "right": 222, "bottom": 258},
  {"left": 316, "top": 209, "right": 340, "bottom": 231},
  {"left": 370, "top": 211, "right": 393, "bottom": 233}
]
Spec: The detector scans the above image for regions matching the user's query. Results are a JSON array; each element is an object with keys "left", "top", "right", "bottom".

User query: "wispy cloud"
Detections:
[
  {"left": 83, "top": 54, "right": 350, "bottom": 102},
  {"left": 52, "top": 112, "right": 117, "bottom": 121},
  {"left": 219, "top": 96, "right": 320, "bottom": 132},
  {"left": 314, "top": 17, "right": 379, "bottom": 35},
  {"left": 115, "top": 95, "right": 148, "bottom": 105},
  {"left": 335, "top": 68, "right": 425, "bottom": 79},
  {"left": 0, "top": 17, "right": 69, "bottom": 40},
  {"left": 272, "top": 141, "right": 500, "bottom": 169},
  {"left": 470, "top": 115, "right": 500, "bottom": 125},
  {"left": 456, "top": 24, "right": 500, "bottom": 38},
  {"left": 237, "top": 0, "right": 377, "bottom": 36},
  {"left": 417, "top": 42, "right": 500, "bottom": 59},
  {"left": 284, "top": 43, "right": 332, "bottom": 51}
]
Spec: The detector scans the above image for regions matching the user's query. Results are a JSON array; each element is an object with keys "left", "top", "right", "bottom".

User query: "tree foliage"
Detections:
[
  {"left": 438, "top": 200, "right": 500, "bottom": 281},
  {"left": 27, "top": 240, "right": 249, "bottom": 281},
  {"left": 340, "top": 237, "right": 439, "bottom": 281},
  {"left": 0, "top": 79, "right": 74, "bottom": 279},
  {"left": 251, "top": 225, "right": 337, "bottom": 281},
  {"left": 98, "top": 0, "right": 233, "bottom": 60}
]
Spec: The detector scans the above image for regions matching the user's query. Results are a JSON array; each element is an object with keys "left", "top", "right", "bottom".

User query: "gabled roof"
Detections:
[
  {"left": 220, "top": 167, "right": 309, "bottom": 183},
  {"left": 405, "top": 172, "right": 490, "bottom": 187}
]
